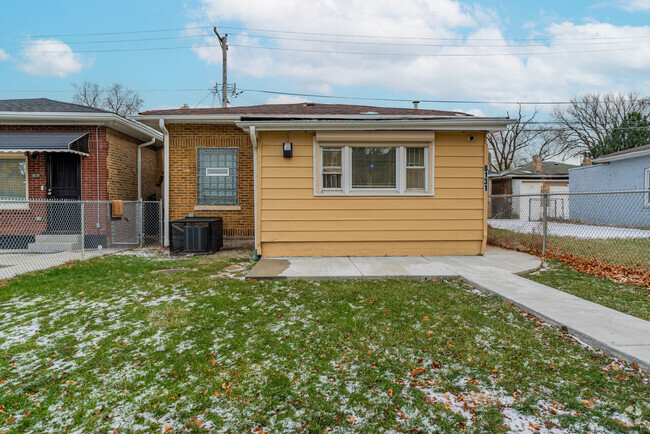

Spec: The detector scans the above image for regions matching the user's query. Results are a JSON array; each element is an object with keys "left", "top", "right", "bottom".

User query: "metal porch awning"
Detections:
[{"left": 0, "top": 131, "right": 90, "bottom": 156}]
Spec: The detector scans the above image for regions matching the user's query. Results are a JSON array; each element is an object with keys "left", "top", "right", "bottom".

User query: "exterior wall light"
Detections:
[{"left": 283, "top": 141, "right": 293, "bottom": 158}]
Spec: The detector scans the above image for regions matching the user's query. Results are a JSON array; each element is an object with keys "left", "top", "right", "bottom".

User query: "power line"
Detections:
[
  {"left": 228, "top": 43, "right": 650, "bottom": 57},
  {"left": 218, "top": 25, "right": 650, "bottom": 42},
  {"left": 21, "top": 41, "right": 650, "bottom": 57},
  {"left": 9, "top": 32, "right": 650, "bottom": 49},
  {"left": 27, "top": 25, "right": 213, "bottom": 38},
  {"left": 21, "top": 24, "right": 650, "bottom": 43}
]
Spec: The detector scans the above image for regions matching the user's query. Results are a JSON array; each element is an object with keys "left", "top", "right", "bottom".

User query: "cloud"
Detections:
[
  {"left": 189, "top": 0, "right": 650, "bottom": 107},
  {"left": 18, "top": 39, "right": 92, "bottom": 77},
  {"left": 618, "top": 0, "right": 650, "bottom": 11},
  {"left": 265, "top": 95, "right": 310, "bottom": 104},
  {"left": 453, "top": 108, "right": 486, "bottom": 117},
  {"left": 0, "top": 49, "right": 9, "bottom": 61}
]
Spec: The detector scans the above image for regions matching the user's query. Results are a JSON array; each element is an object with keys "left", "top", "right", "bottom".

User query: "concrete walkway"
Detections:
[{"left": 248, "top": 247, "right": 650, "bottom": 370}]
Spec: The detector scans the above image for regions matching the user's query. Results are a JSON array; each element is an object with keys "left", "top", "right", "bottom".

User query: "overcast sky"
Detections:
[{"left": 1, "top": 0, "right": 649, "bottom": 117}]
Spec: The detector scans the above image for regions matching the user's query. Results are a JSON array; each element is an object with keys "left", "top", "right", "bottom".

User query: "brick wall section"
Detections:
[
  {"left": 105, "top": 128, "right": 161, "bottom": 201},
  {"left": 168, "top": 124, "right": 254, "bottom": 237}
]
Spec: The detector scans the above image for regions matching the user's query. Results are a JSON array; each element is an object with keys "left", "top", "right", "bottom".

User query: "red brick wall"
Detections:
[{"left": 168, "top": 124, "right": 254, "bottom": 237}]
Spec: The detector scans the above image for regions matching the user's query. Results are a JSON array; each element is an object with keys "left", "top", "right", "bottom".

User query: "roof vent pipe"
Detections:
[{"left": 412, "top": 101, "right": 420, "bottom": 109}]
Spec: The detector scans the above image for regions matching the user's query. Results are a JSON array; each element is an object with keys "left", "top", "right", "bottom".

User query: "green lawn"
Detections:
[
  {"left": 488, "top": 226, "right": 650, "bottom": 270},
  {"left": 0, "top": 249, "right": 648, "bottom": 432},
  {"left": 527, "top": 260, "right": 650, "bottom": 321}
]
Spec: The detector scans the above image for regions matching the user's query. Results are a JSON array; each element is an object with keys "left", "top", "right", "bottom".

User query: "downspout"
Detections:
[
  {"left": 159, "top": 119, "right": 170, "bottom": 247},
  {"left": 249, "top": 126, "right": 260, "bottom": 260},
  {"left": 137, "top": 137, "right": 156, "bottom": 201},
  {"left": 95, "top": 126, "right": 101, "bottom": 228}
]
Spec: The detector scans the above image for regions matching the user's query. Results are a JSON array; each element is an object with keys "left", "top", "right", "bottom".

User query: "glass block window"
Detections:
[
  {"left": 0, "top": 158, "right": 27, "bottom": 200},
  {"left": 322, "top": 147, "right": 342, "bottom": 189},
  {"left": 406, "top": 147, "right": 426, "bottom": 190},
  {"left": 197, "top": 148, "right": 238, "bottom": 206}
]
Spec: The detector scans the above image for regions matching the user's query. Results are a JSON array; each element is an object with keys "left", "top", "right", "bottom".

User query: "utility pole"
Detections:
[{"left": 213, "top": 26, "right": 228, "bottom": 108}]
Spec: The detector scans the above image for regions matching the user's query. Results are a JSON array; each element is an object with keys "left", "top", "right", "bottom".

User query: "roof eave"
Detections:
[
  {"left": 0, "top": 112, "right": 163, "bottom": 143},
  {"left": 592, "top": 148, "right": 650, "bottom": 163}
]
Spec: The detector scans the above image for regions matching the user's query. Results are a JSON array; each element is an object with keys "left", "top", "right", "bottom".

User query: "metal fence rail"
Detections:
[
  {"left": 488, "top": 190, "right": 650, "bottom": 270},
  {"left": 0, "top": 199, "right": 162, "bottom": 279}
]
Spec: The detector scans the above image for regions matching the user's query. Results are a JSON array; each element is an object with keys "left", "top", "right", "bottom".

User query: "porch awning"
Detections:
[{"left": 0, "top": 132, "right": 90, "bottom": 156}]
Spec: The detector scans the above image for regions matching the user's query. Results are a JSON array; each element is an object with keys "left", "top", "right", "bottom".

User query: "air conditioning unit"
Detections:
[{"left": 170, "top": 217, "right": 223, "bottom": 255}]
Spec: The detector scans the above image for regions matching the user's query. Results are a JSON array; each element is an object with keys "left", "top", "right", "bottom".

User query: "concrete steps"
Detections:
[{"left": 27, "top": 234, "right": 82, "bottom": 252}]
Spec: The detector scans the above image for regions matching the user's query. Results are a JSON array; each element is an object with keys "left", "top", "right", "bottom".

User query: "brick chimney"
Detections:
[
  {"left": 582, "top": 157, "right": 592, "bottom": 166},
  {"left": 532, "top": 154, "right": 543, "bottom": 173}
]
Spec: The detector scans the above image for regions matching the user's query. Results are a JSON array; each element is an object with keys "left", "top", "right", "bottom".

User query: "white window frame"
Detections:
[
  {"left": 645, "top": 168, "right": 650, "bottom": 206},
  {"left": 0, "top": 153, "right": 29, "bottom": 209},
  {"left": 314, "top": 141, "right": 434, "bottom": 197},
  {"left": 205, "top": 167, "right": 230, "bottom": 177}
]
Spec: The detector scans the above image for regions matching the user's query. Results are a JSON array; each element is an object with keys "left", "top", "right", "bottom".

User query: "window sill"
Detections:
[
  {"left": 195, "top": 205, "right": 241, "bottom": 211},
  {"left": 315, "top": 190, "right": 434, "bottom": 197}
]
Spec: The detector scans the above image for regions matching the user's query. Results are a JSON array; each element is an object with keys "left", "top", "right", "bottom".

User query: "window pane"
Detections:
[
  {"left": 351, "top": 147, "right": 396, "bottom": 188},
  {"left": 197, "top": 148, "right": 238, "bottom": 206},
  {"left": 323, "top": 173, "right": 341, "bottom": 189},
  {"left": 407, "top": 168, "right": 426, "bottom": 190},
  {"left": 0, "top": 159, "right": 27, "bottom": 199},
  {"left": 322, "top": 147, "right": 342, "bottom": 169},
  {"left": 406, "top": 147, "right": 425, "bottom": 167}
]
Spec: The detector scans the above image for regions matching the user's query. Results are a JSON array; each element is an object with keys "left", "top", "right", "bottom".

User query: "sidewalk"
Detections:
[{"left": 248, "top": 247, "right": 650, "bottom": 370}]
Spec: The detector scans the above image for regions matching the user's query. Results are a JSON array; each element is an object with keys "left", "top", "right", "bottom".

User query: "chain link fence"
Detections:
[
  {"left": 488, "top": 190, "right": 650, "bottom": 270},
  {"left": 0, "top": 200, "right": 162, "bottom": 279}
]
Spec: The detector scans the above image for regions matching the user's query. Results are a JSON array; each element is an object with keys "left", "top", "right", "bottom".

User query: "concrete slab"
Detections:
[
  {"left": 350, "top": 256, "right": 457, "bottom": 279},
  {"left": 246, "top": 246, "right": 650, "bottom": 370}
]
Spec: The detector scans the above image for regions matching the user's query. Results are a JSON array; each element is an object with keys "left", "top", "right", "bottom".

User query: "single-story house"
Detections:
[
  {"left": 135, "top": 103, "right": 512, "bottom": 258},
  {"left": 0, "top": 98, "right": 163, "bottom": 248},
  {"left": 569, "top": 144, "right": 650, "bottom": 227},
  {"left": 489, "top": 156, "right": 577, "bottom": 221}
]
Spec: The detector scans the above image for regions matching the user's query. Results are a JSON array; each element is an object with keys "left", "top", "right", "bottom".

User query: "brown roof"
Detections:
[{"left": 139, "top": 103, "right": 471, "bottom": 117}]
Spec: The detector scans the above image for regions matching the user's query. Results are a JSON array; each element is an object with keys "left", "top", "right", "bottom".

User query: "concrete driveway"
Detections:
[{"left": 247, "top": 247, "right": 650, "bottom": 371}]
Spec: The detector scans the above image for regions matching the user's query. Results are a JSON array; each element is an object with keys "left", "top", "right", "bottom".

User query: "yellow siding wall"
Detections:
[{"left": 257, "top": 131, "right": 488, "bottom": 257}]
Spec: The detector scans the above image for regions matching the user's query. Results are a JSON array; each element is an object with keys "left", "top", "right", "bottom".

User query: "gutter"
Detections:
[
  {"left": 248, "top": 126, "right": 260, "bottom": 260},
  {"left": 137, "top": 137, "right": 157, "bottom": 201},
  {"left": 159, "top": 119, "right": 170, "bottom": 247},
  {"left": 236, "top": 118, "right": 514, "bottom": 132}
]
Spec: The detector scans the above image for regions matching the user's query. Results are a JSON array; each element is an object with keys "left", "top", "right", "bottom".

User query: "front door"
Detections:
[{"left": 47, "top": 153, "right": 82, "bottom": 233}]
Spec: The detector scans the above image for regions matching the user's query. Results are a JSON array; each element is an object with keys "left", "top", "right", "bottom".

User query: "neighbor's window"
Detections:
[
  {"left": 318, "top": 145, "right": 430, "bottom": 195},
  {"left": 0, "top": 157, "right": 27, "bottom": 200},
  {"left": 645, "top": 168, "right": 650, "bottom": 206},
  {"left": 197, "top": 147, "right": 238, "bottom": 206}
]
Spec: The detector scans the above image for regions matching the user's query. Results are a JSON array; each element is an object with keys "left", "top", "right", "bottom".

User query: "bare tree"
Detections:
[
  {"left": 488, "top": 105, "right": 556, "bottom": 172},
  {"left": 552, "top": 92, "right": 649, "bottom": 156},
  {"left": 71, "top": 82, "right": 144, "bottom": 117},
  {"left": 72, "top": 81, "right": 103, "bottom": 108},
  {"left": 103, "top": 83, "right": 144, "bottom": 117}
]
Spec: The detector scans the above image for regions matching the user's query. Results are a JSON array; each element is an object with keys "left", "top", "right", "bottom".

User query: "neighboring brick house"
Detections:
[
  {"left": 136, "top": 103, "right": 512, "bottom": 257},
  {"left": 0, "top": 98, "right": 162, "bottom": 248}
]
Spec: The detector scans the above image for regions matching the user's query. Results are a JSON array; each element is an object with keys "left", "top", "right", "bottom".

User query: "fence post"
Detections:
[
  {"left": 80, "top": 201, "right": 85, "bottom": 260},
  {"left": 542, "top": 193, "right": 548, "bottom": 256},
  {"left": 159, "top": 199, "right": 163, "bottom": 247},
  {"left": 138, "top": 199, "right": 144, "bottom": 247}
]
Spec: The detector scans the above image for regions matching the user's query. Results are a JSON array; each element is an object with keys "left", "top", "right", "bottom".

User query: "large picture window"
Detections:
[
  {"left": 0, "top": 156, "right": 27, "bottom": 200},
  {"left": 197, "top": 148, "right": 238, "bottom": 206},
  {"left": 317, "top": 145, "right": 431, "bottom": 195}
]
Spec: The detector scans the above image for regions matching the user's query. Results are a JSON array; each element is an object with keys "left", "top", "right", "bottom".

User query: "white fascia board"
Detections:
[
  {"left": 592, "top": 148, "right": 650, "bottom": 163},
  {"left": 236, "top": 118, "right": 514, "bottom": 132},
  {"left": 133, "top": 114, "right": 242, "bottom": 126},
  {"left": 0, "top": 112, "right": 162, "bottom": 143}
]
